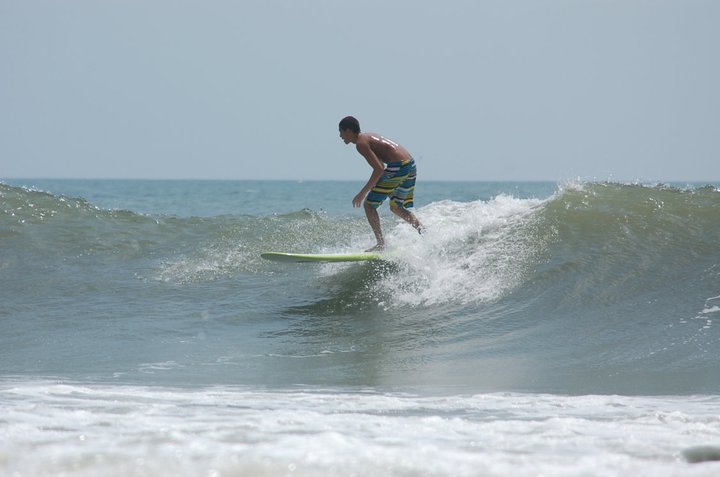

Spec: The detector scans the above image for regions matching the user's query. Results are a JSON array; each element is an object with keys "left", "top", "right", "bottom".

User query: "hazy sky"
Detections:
[{"left": 1, "top": 0, "right": 718, "bottom": 182}]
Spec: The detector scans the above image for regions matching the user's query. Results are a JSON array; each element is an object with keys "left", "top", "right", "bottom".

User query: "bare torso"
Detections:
[{"left": 357, "top": 133, "right": 412, "bottom": 164}]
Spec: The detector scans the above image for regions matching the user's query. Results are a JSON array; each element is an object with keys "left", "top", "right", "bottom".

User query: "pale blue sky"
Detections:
[{"left": 1, "top": 0, "right": 718, "bottom": 182}]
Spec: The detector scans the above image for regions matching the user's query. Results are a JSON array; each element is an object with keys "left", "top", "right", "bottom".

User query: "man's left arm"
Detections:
[{"left": 353, "top": 142, "right": 385, "bottom": 207}]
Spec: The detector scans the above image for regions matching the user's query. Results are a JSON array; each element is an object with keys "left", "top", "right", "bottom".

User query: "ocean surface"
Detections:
[{"left": 2, "top": 178, "right": 720, "bottom": 476}]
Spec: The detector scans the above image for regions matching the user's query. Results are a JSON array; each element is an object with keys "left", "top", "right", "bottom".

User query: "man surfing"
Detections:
[{"left": 339, "top": 116, "right": 423, "bottom": 251}]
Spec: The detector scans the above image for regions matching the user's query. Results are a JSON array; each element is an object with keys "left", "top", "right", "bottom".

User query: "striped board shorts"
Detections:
[{"left": 366, "top": 159, "right": 417, "bottom": 209}]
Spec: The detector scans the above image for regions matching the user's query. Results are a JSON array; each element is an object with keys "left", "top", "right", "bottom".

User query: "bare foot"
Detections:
[{"left": 365, "top": 243, "right": 385, "bottom": 252}]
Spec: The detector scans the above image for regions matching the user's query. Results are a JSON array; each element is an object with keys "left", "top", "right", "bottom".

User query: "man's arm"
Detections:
[{"left": 352, "top": 142, "right": 385, "bottom": 207}]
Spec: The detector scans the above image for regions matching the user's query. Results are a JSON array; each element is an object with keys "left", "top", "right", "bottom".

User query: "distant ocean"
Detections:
[{"left": 2, "top": 178, "right": 720, "bottom": 476}]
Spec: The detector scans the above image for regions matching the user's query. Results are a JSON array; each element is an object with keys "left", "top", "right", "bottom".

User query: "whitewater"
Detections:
[{"left": 1, "top": 179, "right": 719, "bottom": 476}]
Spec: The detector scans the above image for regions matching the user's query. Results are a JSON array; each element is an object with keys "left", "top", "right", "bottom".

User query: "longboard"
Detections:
[{"left": 260, "top": 251, "right": 383, "bottom": 263}]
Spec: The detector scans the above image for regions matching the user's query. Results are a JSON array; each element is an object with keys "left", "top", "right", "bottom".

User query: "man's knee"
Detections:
[{"left": 389, "top": 202, "right": 404, "bottom": 215}]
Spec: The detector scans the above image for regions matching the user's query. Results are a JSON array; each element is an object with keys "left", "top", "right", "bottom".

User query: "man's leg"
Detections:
[
  {"left": 390, "top": 203, "right": 423, "bottom": 231},
  {"left": 364, "top": 201, "right": 384, "bottom": 251},
  {"left": 387, "top": 162, "right": 421, "bottom": 232}
]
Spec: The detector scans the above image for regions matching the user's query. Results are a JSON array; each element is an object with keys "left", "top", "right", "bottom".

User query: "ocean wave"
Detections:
[{"left": 3, "top": 181, "right": 719, "bottom": 393}]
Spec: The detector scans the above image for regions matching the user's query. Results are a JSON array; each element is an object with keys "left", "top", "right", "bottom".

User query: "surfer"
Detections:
[{"left": 339, "top": 116, "right": 423, "bottom": 251}]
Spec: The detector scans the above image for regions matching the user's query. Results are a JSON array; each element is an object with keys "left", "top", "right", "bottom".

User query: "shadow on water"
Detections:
[
  {"left": 282, "top": 260, "right": 400, "bottom": 317},
  {"left": 254, "top": 259, "right": 447, "bottom": 388}
]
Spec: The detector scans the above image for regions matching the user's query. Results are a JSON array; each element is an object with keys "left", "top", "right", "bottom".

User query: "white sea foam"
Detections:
[
  {"left": 373, "top": 195, "right": 544, "bottom": 307},
  {"left": 2, "top": 381, "right": 719, "bottom": 477}
]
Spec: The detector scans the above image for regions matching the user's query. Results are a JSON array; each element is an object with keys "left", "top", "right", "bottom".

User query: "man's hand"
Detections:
[{"left": 353, "top": 191, "right": 366, "bottom": 208}]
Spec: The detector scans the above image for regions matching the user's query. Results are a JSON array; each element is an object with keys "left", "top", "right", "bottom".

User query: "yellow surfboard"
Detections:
[{"left": 260, "top": 251, "right": 383, "bottom": 263}]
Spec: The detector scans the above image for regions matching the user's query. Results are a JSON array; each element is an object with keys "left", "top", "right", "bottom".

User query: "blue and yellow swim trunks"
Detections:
[{"left": 366, "top": 159, "right": 417, "bottom": 209}]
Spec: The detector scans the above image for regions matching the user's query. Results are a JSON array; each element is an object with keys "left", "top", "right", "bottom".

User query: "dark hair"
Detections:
[{"left": 338, "top": 116, "right": 361, "bottom": 134}]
